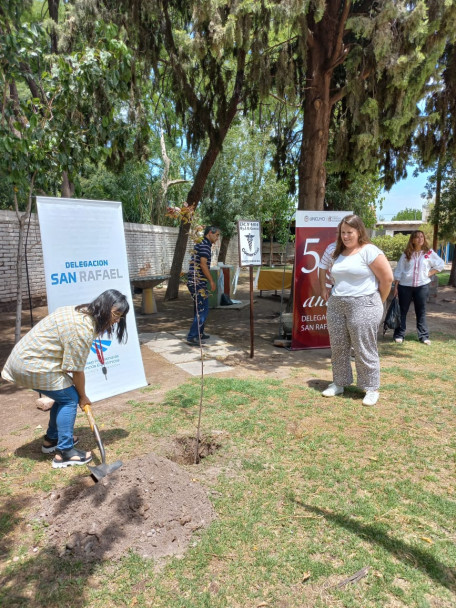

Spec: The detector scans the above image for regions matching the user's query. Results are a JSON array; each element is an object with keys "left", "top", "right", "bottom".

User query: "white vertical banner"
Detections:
[{"left": 36, "top": 196, "right": 147, "bottom": 401}]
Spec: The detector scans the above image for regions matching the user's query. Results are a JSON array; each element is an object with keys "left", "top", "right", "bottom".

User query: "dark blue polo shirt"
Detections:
[{"left": 188, "top": 237, "right": 212, "bottom": 285}]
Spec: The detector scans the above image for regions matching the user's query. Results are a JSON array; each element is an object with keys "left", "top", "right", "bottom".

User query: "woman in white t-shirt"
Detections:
[
  {"left": 393, "top": 230, "right": 444, "bottom": 345},
  {"left": 318, "top": 215, "right": 393, "bottom": 406}
]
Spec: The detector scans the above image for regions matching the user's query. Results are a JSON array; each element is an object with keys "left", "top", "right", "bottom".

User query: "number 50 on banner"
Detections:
[{"left": 291, "top": 211, "right": 350, "bottom": 350}]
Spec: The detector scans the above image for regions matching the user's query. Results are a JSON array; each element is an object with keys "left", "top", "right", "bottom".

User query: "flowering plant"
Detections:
[{"left": 166, "top": 202, "right": 204, "bottom": 243}]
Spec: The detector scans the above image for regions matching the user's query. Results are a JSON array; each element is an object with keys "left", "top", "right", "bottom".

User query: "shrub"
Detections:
[{"left": 371, "top": 234, "right": 409, "bottom": 260}]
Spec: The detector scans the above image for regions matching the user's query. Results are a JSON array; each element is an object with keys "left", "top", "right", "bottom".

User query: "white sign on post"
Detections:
[
  {"left": 238, "top": 220, "right": 262, "bottom": 266},
  {"left": 36, "top": 196, "right": 147, "bottom": 401}
]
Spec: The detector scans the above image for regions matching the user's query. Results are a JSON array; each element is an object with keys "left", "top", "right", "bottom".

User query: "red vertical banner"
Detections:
[{"left": 291, "top": 211, "right": 350, "bottom": 350}]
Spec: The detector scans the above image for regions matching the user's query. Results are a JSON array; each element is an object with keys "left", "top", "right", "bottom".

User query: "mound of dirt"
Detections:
[{"left": 33, "top": 452, "right": 216, "bottom": 562}]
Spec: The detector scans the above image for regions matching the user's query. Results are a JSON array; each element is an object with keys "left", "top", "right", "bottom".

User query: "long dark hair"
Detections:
[
  {"left": 76, "top": 289, "right": 129, "bottom": 343},
  {"left": 404, "top": 230, "right": 430, "bottom": 260},
  {"left": 333, "top": 214, "right": 371, "bottom": 258}
]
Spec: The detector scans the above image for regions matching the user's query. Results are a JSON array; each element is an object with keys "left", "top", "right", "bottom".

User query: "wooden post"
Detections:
[{"left": 249, "top": 265, "right": 254, "bottom": 358}]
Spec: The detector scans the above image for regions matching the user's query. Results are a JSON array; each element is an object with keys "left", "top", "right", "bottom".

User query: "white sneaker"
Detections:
[
  {"left": 322, "top": 383, "right": 344, "bottom": 397},
  {"left": 421, "top": 339, "right": 431, "bottom": 345},
  {"left": 362, "top": 391, "right": 379, "bottom": 406}
]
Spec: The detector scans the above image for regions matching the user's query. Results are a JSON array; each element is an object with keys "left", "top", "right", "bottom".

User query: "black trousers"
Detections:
[{"left": 394, "top": 284, "right": 429, "bottom": 341}]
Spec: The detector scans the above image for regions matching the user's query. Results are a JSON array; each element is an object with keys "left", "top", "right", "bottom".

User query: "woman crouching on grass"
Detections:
[{"left": 1, "top": 289, "right": 129, "bottom": 468}]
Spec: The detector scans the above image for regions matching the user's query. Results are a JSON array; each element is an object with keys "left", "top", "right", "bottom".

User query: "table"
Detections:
[
  {"left": 257, "top": 268, "right": 293, "bottom": 295},
  {"left": 130, "top": 275, "right": 170, "bottom": 314}
]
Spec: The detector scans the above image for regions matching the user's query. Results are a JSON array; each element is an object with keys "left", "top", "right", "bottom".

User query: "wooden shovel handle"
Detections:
[{"left": 82, "top": 404, "right": 96, "bottom": 432}]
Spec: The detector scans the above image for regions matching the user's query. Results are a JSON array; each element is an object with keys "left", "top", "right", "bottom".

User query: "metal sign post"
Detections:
[{"left": 237, "top": 220, "right": 262, "bottom": 358}]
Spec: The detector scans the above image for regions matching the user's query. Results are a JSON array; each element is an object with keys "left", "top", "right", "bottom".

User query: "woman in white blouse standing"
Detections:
[
  {"left": 319, "top": 215, "right": 393, "bottom": 406},
  {"left": 393, "top": 231, "right": 444, "bottom": 345}
]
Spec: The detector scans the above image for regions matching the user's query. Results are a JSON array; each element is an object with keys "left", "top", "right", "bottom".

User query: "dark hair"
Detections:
[
  {"left": 204, "top": 226, "right": 220, "bottom": 237},
  {"left": 76, "top": 289, "right": 129, "bottom": 343},
  {"left": 404, "top": 230, "right": 430, "bottom": 260},
  {"left": 333, "top": 214, "right": 371, "bottom": 258}
]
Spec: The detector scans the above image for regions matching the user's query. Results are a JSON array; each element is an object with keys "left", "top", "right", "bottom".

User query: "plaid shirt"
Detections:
[{"left": 1, "top": 306, "right": 96, "bottom": 391}]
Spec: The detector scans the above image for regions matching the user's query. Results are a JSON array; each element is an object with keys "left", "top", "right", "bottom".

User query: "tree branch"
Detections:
[
  {"left": 246, "top": 35, "right": 299, "bottom": 63},
  {"left": 19, "top": 62, "right": 46, "bottom": 103},
  {"left": 168, "top": 179, "right": 190, "bottom": 187},
  {"left": 329, "top": 0, "right": 351, "bottom": 68},
  {"left": 8, "top": 82, "right": 28, "bottom": 127},
  {"left": 270, "top": 92, "right": 300, "bottom": 109},
  {"left": 160, "top": 4, "right": 212, "bottom": 137},
  {"left": 307, "top": 28, "right": 315, "bottom": 49},
  {"left": 330, "top": 65, "right": 372, "bottom": 106}
]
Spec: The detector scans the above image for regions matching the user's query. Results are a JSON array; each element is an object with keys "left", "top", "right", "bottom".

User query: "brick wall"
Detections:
[
  {"left": 0, "top": 210, "right": 46, "bottom": 310},
  {"left": 0, "top": 210, "right": 240, "bottom": 309}
]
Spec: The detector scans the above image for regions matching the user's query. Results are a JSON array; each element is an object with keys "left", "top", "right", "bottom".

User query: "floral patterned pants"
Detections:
[{"left": 326, "top": 292, "right": 384, "bottom": 392}]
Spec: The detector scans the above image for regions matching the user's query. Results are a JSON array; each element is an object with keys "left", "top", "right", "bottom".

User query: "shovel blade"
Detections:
[{"left": 88, "top": 459, "right": 123, "bottom": 482}]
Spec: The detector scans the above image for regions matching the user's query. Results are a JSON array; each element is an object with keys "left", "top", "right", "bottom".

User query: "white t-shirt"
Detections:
[{"left": 319, "top": 243, "right": 383, "bottom": 297}]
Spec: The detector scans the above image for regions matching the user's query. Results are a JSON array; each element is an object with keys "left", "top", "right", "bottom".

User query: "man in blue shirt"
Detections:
[{"left": 187, "top": 226, "right": 220, "bottom": 345}]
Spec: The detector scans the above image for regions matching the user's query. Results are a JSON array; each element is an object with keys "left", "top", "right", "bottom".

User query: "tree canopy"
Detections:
[
  {"left": 391, "top": 208, "right": 423, "bottom": 221},
  {"left": 2, "top": 0, "right": 456, "bottom": 301}
]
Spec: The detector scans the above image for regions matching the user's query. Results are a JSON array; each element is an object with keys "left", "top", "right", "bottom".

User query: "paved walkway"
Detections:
[{"left": 139, "top": 332, "right": 242, "bottom": 376}]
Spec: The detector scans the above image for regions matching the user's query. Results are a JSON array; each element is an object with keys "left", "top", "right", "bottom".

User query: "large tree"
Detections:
[
  {"left": 278, "top": 0, "right": 456, "bottom": 211},
  {"left": 414, "top": 42, "right": 456, "bottom": 251},
  {"left": 0, "top": 0, "right": 132, "bottom": 339},
  {"left": 97, "top": 0, "right": 294, "bottom": 298}
]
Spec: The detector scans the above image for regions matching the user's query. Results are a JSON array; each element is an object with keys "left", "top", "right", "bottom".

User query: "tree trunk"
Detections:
[
  {"left": 164, "top": 40, "right": 246, "bottom": 300},
  {"left": 298, "top": 64, "right": 332, "bottom": 211},
  {"left": 165, "top": 141, "right": 222, "bottom": 300},
  {"left": 61, "top": 171, "right": 74, "bottom": 198},
  {"left": 15, "top": 214, "right": 26, "bottom": 344},
  {"left": 158, "top": 129, "right": 171, "bottom": 221},
  {"left": 432, "top": 154, "right": 444, "bottom": 251},
  {"left": 449, "top": 250, "right": 456, "bottom": 288},
  {"left": 48, "top": 0, "right": 60, "bottom": 53},
  {"left": 218, "top": 235, "right": 230, "bottom": 264},
  {"left": 14, "top": 178, "right": 35, "bottom": 343},
  {"left": 164, "top": 78, "right": 245, "bottom": 299},
  {"left": 298, "top": 1, "right": 349, "bottom": 211}
]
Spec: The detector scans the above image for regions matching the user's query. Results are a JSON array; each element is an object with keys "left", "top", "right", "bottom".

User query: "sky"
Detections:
[{"left": 378, "top": 168, "right": 432, "bottom": 221}]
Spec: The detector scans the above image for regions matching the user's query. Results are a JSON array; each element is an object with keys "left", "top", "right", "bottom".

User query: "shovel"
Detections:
[{"left": 82, "top": 404, "right": 123, "bottom": 481}]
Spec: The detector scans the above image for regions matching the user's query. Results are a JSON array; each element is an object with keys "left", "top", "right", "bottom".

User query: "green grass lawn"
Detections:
[
  {"left": 1, "top": 334, "right": 455, "bottom": 607},
  {"left": 438, "top": 272, "right": 450, "bottom": 287}
]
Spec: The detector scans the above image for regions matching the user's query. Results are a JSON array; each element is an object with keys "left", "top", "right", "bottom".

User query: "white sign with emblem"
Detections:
[{"left": 238, "top": 220, "right": 262, "bottom": 267}]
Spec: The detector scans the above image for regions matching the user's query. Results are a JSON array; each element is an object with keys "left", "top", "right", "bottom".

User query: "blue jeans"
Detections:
[
  {"left": 394, "top": 284, "right": 429, "bottom": 341},
  {"left": 187, "top": 282, "right": 210, "bottom": 340},
  {"left": 36, "top": 385, "right": 79, "bottom": 451}
]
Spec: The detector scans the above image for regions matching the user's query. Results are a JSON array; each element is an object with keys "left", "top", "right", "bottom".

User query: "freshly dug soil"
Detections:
[{"left": 33, "top": 452, "right": 216, "bottom": 562}]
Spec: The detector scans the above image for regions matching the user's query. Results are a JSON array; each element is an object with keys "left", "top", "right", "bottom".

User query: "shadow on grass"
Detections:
[
  {"left": 293, "top": 499, "right": 456, "bottom": 592},
  {"left": 306, "top": 379, "right": 366, "bottom": 401},
  {"left": 14, "top": 428, "right": 129, "bottom": 462}
]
